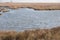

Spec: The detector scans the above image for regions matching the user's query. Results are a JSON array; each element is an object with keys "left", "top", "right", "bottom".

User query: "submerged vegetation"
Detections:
[{"left": 0, "top": 26, "right": 60, "bottom": 40}]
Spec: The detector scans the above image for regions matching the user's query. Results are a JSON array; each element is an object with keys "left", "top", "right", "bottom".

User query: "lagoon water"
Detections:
[{"left": 0, "top": 8, "right": 60, "bottom": 31}]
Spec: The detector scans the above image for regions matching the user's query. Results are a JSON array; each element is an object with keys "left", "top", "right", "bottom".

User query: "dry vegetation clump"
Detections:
[
  {"left": 0, "top": 14, "right": 2, "bottom": 15},
  {"left": 0, "top": 27, "right": 60, "bottom": 40}
]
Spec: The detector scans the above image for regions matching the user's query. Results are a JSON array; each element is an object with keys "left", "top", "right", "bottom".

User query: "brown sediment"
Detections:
[
  {"left": 0, "top": 26, "right": 60, "bottom": 40},
  {"left": 0, "top": 3, "right": 60, "bottom": 10}
]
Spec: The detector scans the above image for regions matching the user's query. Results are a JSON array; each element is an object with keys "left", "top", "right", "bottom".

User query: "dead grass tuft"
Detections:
[{"left": 0, "top": 26, "right": 60, "bottom": 40}]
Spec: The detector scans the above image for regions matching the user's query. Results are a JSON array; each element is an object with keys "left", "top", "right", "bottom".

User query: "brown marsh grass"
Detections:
[
  {"left": 0, "top": 26, "right": 60, "bottom": 40},
  {"left": 0, "top": 3, "right": 60, "bottom": 10}
]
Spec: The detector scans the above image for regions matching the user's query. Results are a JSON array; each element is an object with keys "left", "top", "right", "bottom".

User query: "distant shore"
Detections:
[{"left": 0, "top": 3, "right": 60, "bottom": 10}]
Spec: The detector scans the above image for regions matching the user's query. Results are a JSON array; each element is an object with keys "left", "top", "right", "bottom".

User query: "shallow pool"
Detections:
[{"left": 0, "top": 8, "right": 60, "bottom": 31}]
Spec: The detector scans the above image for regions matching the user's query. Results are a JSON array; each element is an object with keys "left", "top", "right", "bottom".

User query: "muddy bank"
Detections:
[
  {"left": 0, "top": 7, "right": 9, "bottom": 12},
  {"left": 0, "top": 3, "right": 60, "bottom": 10},
  {"left": 0, "top": 26, "right": 60, "bottom": 40}
]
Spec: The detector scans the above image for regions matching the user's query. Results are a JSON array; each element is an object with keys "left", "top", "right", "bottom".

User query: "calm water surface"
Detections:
[{"left": 0, "top": 8, "right": 60, "bottom": 31}]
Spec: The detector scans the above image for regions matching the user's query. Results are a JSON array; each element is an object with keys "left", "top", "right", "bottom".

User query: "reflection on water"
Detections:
[{"left": 0, "top": 8, "right": 60, "bottom": 31}]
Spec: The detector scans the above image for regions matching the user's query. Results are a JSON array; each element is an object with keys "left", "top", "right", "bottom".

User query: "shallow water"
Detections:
[{"left": 0, "top": 8, "right": 60, "bottom": 31}]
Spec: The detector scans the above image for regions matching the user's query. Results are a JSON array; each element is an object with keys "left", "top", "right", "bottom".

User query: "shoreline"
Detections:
[
  {"left": 0, "top": 3, "right": 60, "bottom": 10},
  {"left": 0, "top": 26, "right": 60, "bottom": 40}
]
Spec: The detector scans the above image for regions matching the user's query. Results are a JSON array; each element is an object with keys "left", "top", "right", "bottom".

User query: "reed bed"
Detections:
[{"left": 0, "top": 26, "right": 60, "bottom": 40}]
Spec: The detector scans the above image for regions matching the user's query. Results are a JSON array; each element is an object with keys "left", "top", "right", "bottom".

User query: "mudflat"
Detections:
[{"left": 0, "top": 3, "right": 60, "bottom": 10}]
